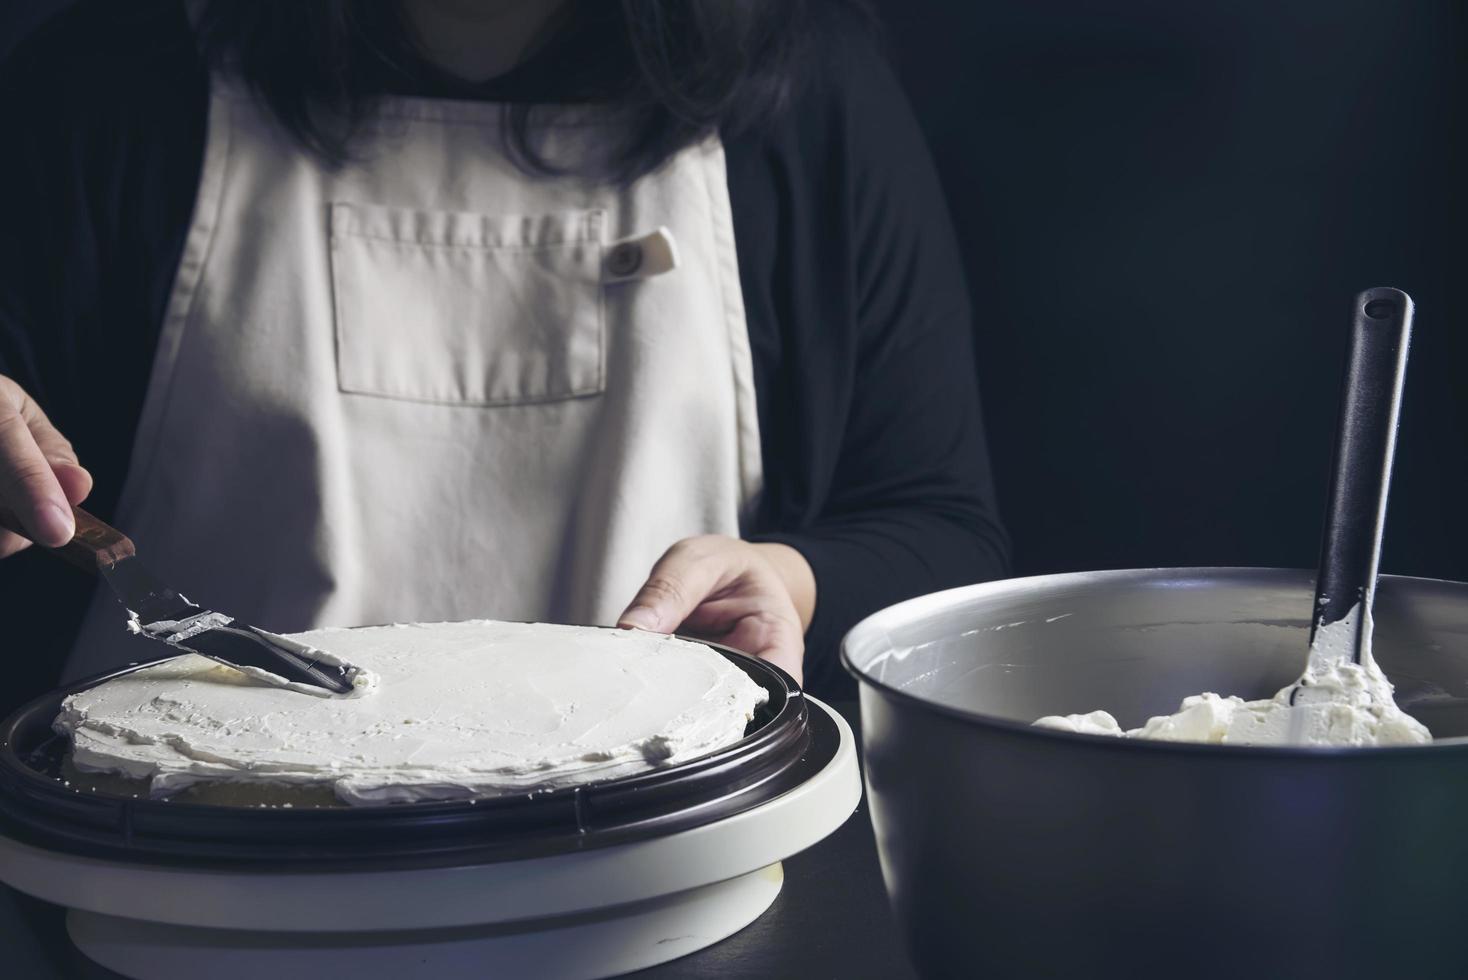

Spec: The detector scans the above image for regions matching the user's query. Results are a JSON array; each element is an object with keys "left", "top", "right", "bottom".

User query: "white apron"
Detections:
[{"left": 65, "top": 79, "right": 762, "bottom": 681}]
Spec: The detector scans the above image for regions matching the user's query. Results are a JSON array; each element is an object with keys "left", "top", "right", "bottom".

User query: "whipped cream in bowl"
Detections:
[{"left": 1034, "top": 604, "right": 1431, "bottom": 747}]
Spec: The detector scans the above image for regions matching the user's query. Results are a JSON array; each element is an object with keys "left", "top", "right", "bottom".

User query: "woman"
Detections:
[{"left": 0, "top": 0, "right": 1007, "bottom": 701}]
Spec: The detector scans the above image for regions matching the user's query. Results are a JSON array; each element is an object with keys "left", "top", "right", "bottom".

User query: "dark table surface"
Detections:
[{"left": 0, "top": 702, "right": 918, "bottom": 980}]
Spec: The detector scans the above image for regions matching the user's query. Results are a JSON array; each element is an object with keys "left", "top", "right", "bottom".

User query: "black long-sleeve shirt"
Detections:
[{"left": 0, "top": 1, "right": 1007, "bottom": 706}]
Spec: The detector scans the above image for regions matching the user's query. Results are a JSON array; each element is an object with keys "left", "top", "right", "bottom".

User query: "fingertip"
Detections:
[
  {"left": 32, "top": 501, "right": 75, "bottom": 548},
  {"left": 618, "top": 606, "right": 660, "bottom": 631},
  {"left": 50, "top": 461, "right": 94, "bottom": 505}
]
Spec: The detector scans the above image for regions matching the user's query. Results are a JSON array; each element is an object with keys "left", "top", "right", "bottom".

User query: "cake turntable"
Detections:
[{"left": 0, "top": 642, "right": 860, "bottom": 979}]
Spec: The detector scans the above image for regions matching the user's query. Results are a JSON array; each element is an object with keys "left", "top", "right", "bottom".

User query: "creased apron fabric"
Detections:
[{"left": 64, "top": 81, "right": 762, "bottom": 681}]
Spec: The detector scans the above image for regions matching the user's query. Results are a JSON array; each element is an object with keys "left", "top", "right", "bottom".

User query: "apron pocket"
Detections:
[{"left": 329, "top": 203, "right": 605, "bottom": 405}]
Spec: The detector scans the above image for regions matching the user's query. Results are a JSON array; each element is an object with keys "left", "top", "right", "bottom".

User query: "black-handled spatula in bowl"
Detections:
[
  {"left": 0, "top": 505, "right": 359, "bottom": 695},
  {"left": 1285, "top": 287, "right": 1414, "bottom": 733}
]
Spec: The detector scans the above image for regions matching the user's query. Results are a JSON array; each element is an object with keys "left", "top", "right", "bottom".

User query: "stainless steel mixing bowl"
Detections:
[{"left": 843, "top": 568, "right": 1468, "bottom": 980}]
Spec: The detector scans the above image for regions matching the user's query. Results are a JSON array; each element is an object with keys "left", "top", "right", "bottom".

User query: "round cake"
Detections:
[{"left": 55, "top": 621, "right": 769, "bottom": 806}]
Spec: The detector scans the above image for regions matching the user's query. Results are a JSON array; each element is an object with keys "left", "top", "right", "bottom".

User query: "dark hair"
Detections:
[{"left": 195, "top": 0, "right": 833, "bottom": 182}]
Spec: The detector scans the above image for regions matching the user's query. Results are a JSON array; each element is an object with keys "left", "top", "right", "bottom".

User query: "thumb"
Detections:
[
  {"left": 618, "top": 540, "right": 736, "bottom": 633},
  {"left": 0, "top": 404, "right": 75, "bottom": 547}
]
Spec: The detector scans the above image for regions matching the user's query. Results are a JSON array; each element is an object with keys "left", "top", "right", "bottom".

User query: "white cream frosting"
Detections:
[
  {"left": 56, "top": 621, "right": 769, "bottom": 804},
  {"left": 1034, "top": 606, "right": 1431, "bottom": 747}
]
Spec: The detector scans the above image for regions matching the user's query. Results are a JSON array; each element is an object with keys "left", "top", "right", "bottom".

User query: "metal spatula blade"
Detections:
[
  {"left": 151, "top": 618, "right": 357, "bottom": 695},
  {"left": 94, "top": 550, "right": 196, "bottom": 627},
  {"left": 3, "top": 505, "right": 356, "bottom": 695}
]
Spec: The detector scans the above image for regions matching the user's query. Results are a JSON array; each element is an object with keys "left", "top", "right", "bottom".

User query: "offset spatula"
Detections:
[{"left": 1, "top": 505, "right": 355, "bottom": 695}]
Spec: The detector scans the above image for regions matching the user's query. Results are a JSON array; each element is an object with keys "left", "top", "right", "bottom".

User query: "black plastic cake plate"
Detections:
[{"left": 0, "top": 640, "right": 835, "bottom": 872}]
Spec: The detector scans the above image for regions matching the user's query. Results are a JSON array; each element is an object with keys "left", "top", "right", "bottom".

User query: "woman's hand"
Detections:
[
  {"left": 0, "top": 374, "right": 91, "bottom": 557},
  {"left": 619, "top": 536, "right": 816, "bottom": 686}
]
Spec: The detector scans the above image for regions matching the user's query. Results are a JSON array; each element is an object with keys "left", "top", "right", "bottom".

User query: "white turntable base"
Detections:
[
  {"left": 68, "top": 863, "right": 783, "bottom": 980},
  {"left": 1, "top": 697, "right": 858, "bottom": 980}
]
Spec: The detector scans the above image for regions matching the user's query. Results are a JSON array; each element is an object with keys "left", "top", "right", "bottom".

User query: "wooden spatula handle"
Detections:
[
  {"left": 0, "top": 504, "right": 135, "bottom": 573},
  {"left": 62, "top": 506, "right": 136, "bottom": 570}
]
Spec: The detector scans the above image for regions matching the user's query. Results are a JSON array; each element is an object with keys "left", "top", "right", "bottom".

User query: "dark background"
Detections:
[
  {"left": 868, "top": 0, "right": 1467, "bottom": 580},
  {"left": 2, "top": 2, "right": 1465, "bottom": 707}
]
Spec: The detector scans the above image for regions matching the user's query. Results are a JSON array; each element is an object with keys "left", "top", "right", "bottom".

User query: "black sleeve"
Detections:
[
  {"left": 0, "top": 0, "right": 205, "bottom": 715},
  {"left": 733, "top": 25, "right": 1010, "bottom": 695},
  {"left": 0, "top": 16, "right": 61, "bottom": 401},
  {"left": 0, "top": 0, "right": 202, "bottom": 506}
]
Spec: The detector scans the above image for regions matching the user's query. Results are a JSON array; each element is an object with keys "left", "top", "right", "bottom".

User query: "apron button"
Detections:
[{"left": 607, "top": 242, "right": 643, "bottom": 278}]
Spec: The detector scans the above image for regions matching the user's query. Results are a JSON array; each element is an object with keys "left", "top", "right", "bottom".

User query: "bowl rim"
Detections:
[{"left": 840, "top": 565, "right": 1468, "bottom": 758}]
